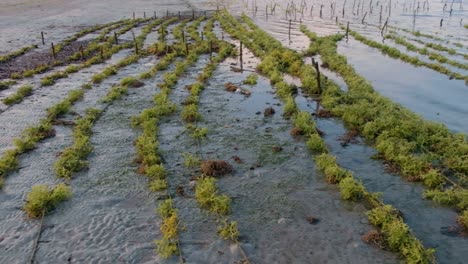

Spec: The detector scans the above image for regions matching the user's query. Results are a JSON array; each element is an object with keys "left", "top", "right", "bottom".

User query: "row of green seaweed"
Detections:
[
  {"left": 39, "top": 18, "right": 161, "bottom": 87},
  {"left": 0, "top": 18, "right": 176, "bottom": 190},
  {"left": 216, "top": 10, "right": 435, "bottom": 263},
  {"left": 131, "top": 17, "right": 209, "bottom": 259},
  {"left": 342, "top": 25, "right": 468, "bottom": 84},
  {"left": 20, "top": 18, "right": 188, "bottom": 220}
]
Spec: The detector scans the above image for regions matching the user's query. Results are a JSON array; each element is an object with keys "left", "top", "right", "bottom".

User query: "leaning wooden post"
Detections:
[
  {"left": 346, "top": 22, "right": 350, "bottom": 40},
  {"left": 41, "top": 31, "right": 45, "bottom": 45},
  {"left": 240, "top": 41, "right": 243, "bottom": 72},
  {"left": 79, "top": 45, "right": 84, "bottom": 60},
  {"left": 312, "top": 58, "right": 321, "bottom": 94},
  {"left": 381, "top": 18, "right": 388, "bottom": 36},
  {"left": 114, "top": 32, "right": 118, "bottom": 44},
  {"left": 100, "top": 46, "right": 104, "bottom": 60},
  {"left": 209, "top": 40, "right": 213, "bottom": 61},
  {"left": 379, "top": 5, "right": 383, "bottom": 27},
  {"left": 362, "top": 12, "right": 367, "bottom": 24},
  {"left": 185, "top": 43, "right": 189, "bottom": 55},
  {"left": 201, "top": 31, "right": 204, "bottom": 41},
  {"left": 51, "top": 42, "right": 56, "bottom": 59},
  {"left": 182, "top": 30, "right": 185, "bottom": 43},
  {"left": 135, "top": 42, "right": 139, "bottom": 55}
]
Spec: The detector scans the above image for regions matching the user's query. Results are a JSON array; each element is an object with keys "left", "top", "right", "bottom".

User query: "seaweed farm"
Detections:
[{"left": 0, "top": 0, "right": 467, "bottom": 263}]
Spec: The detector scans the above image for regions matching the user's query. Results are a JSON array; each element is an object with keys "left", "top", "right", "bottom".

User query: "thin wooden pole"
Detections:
[
  {"left": 312, "top": 58, "right": 321, "bottom": 94},
  {"left": 51, "top": 42, "right": 56, "bottom": 59},
  {"left": 346, "top": 22, "right": 350, "bottom": 40},
  {"left": 240, "top": 41, "right": 243, "bottom": 72},
  {"left": 209, "top": 40, "right": 213, "bottom": 61},
  {"left": 79, "top": 45, "right": 84, "bottom": 60}
]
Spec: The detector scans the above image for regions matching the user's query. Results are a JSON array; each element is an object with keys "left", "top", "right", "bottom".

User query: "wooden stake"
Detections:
[
  {"left": 100, "top": 46, "right": 104, "bottom": 59},
  {"left": 192, "top": 10, "right": 195, "bottom": 20},
  {"left": 381, "top": 18, "right": 388, "bottom": 36},
  {"left": 133, "top": 12, "right": 135, "bottom": 20},
  {"left": 240, "top": 41, "right": 243, "bottom": 72},
  {"left": 41, "top": 31, "right": 45, "bottom": 45},
  {"left": 79, "top": 45, "right": 84, "bottom": 60},
  {"left": 362, "top": 12, "right": 367, "bottom": 24},
  {"left": 312, "top": 58, "right": 321, "bottom": 94},
  {"left": 288, "top": 20, "right": 292, "bottom": 41},
  {"left": 209, "top": 40, "right": 213, "bottom": 61},
  {"left": 51, "top": 42, "right": 56, "bottom": 59},
  {"left": 379, "top": 5, "right": 383, "bottom": 27},
  {"left": 114, "top": 32, "right": 118, "bottom": 44},
  {"left": 346, "top": 22, "right": 350, "bottom": 41},
  {"left": 185, "top": 43, "right": 189, "bottom": 55},
  {"left": 135, "top": 42, "right": 139, "bottom": 55},
  {"left": 144, "top": 12, "right": 146, "bottom": 19}
]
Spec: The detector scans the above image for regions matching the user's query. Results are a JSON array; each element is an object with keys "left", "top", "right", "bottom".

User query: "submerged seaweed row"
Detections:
[
  {"left": 0, "top": 45, "right": 37, "bottom": 63},
  {"left": 216, "top": 11, "right": 435, "bottom": 263},
  {"left": 23, "top": 19, "right": 188, "bottom": 220},
  {"left": 8, "top": 18, "right": 139, "bottom": 81},
  {"left": 54, "top": 18, "right": 127, "bottom": 55},
  {"left": 391, "top": 26, "right": 466, "bottom": 49},
  {"left": 54, "top": 108, "right": 102, "bottom": 179},
  {"left": 0, "top": 18, "right": 177, "bottom": 190},
  {"left": 384, "top": 34, "right": 468, "bottom": 71},
  {"left": 52, "top": 19, "right": 187, "bottom": 181},
  {"left": 388, "top": 30, "right": 468, "bottom": 60},
  {"left": 0, "top": 80, "right": 16, "bottom": 91},
  {"left": 301, "top": 25, "right": 468, "bottom": 231},
  {"left": 177, "top": 19, "right": 242, "bottom": 243},
  {"left": 131, "top": 17, "right": 210, "bottom": 259},
  {"left": 2, "top": 85, "right": 33, "bottom": 106},
  {"left": 0, "top": 89, "right": 84, "bottom": 189},
  {"left": 40, "top": 18, "right": 162, "bottom": 87},
  {"left": 343, "top": 26, "right": 468, "bottom": 84}
]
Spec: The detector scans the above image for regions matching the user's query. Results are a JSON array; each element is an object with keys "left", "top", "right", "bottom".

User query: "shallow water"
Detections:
[
  {"left": 157, "top": 53, "right": 399, "bottom": 263},
  {"left": 338, "top": 37, "right": 468, "bottom": 134},
  {"left": 1, "top": 0, "right": 467, "bottom": 263},
  {"left": 316, "top": 116, "right": 468, "bottom": 263}
]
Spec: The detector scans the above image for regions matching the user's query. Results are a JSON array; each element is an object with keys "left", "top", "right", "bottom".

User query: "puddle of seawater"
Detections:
[{"left": 338, "top": 37, "right": 468, "bottom": 134}]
